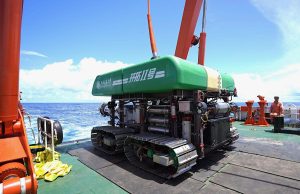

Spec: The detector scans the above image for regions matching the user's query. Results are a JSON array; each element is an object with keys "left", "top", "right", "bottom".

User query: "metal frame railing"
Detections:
[
  {"left": 236, "top": 104, "right": 300, "bottom": 121},
  {"left": 37, "top": 116, "right": 56, "bottom": 161},
  {"left": 24, "top": 113, "right": 37, "bottom": 144},
  {"left": 283, "top": 104, "right": 299, "bottom": 119}
]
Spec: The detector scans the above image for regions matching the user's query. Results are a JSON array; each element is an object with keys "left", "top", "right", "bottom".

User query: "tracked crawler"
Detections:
[
  {"left": 91, "top": 126, "right": 136, "bottom": 154},
  {"left": 91, "top": 0, "right": 239, "bottom": 179},
  {"left": 91, "top": 56, "right": 239, "bottom": 178},
  {"left": 124, "top": 133, "right": 198, "bottom": 178}
]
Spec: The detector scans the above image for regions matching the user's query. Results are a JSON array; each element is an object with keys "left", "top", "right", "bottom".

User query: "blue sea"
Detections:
[
  {"left": 23, "top": 102, "right": 299, "bottom": 144},
  {"left": 23, "top": 103, "right": 108, "bottom": 144}
]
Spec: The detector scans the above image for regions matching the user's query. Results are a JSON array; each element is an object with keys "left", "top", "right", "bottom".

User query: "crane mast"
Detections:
[
  {"left": 0, "top": 0, "right": 38, "bottom": 193},
  {"left": 175, "top": 0, "right": 207, "bottom": 65}
]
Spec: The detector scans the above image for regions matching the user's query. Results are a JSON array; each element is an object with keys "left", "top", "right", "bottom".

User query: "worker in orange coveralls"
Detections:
[{"left": 270, "top": 96, "right": 283, "bottom": 117}]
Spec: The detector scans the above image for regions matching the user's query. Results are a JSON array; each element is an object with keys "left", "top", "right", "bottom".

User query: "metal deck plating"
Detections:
[{"left": 38, "top": 122, "right": 300, "bottom": 194}]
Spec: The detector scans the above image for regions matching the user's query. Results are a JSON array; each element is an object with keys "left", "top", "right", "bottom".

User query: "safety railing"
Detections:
[
  {"left": 24, "top": 113, "right": 37, "bottom": 144},
  {"left": 37, "top": 116, "right": 56, "bottom": 161},
  {"left": 284, "top": 104, "right": 299, "bottom": 119}
]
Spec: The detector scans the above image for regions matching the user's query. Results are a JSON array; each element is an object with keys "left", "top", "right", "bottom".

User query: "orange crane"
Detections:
[
  {"left": 0, "top": 0, "right": 38, "bottom": 193},
  {"left": 148, "top": 0, "right": 207, "bottom": 65}
]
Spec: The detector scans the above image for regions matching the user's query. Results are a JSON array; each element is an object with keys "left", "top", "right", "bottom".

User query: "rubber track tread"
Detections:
[
  {"left": 91, "top": 126, "right": 136, "bottom": 155},
  {"left": 124, "top": 132, "right": 198, "bottom": 179}
]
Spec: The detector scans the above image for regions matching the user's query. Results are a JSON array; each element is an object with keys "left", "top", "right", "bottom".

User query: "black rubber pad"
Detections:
[
  {"left": 97, "top": 161, "right": 204, "bottom": 194},
  {"left": 67, "top": 140, "right": 300, "bottom": 194},
  {"left": 211, "top": 164, "right": 300, "bottom": 194},
  {"left": 229, "top": 152, "right": 300, "bottom": 181},
  {"left": 199, "top": 182, "right": 239, "bottom": 194}
]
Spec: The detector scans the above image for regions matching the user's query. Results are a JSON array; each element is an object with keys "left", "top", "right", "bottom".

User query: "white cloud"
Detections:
[
  {"left": 19, "top": 1, "right": 300, "bottom": 103},
  {"left": 20, "top": 58, "right": 129, "bottom": 102},
  {"left": 233, "top": 63, "right": 300, "bottom": 102},
  {"left": 251, "top": 0, "right": 300, "bottom": 63},
  {"left": 233, "top": 0, "right": 300, "bottom": 102},
  {"left": 21, "top": 50, "right": 48, "bottom": 58},
  {"left": 20, "top": 57, "right": 299, "bottom": 103}
]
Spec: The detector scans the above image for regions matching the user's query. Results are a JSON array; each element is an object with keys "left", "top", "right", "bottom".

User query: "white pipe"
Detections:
[
  {"left": 44, "top": 119, "right": 47, "bottom": 149},
  {"left": 51, "top": 121, "right": 54, "bottom": 161}
]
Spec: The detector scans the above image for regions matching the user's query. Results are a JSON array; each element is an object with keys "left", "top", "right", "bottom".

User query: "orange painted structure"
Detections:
[
  {"left": 244, "top": 100, "right": 255, "bottom": 125},
  {"left": 198, "top": 32, "right": 206, "bottom": 65},
  {"left": 256, "top": 95, "right": 269, "bottom": 126},
  {"left": 175, "top": 0, "right": 203, "bottom": 60},
  {"left": 0, "top": 0, "right": 38, "bottom": 193},
  {"left": 147, "top": 0, "right": 207, "bottom": 65},
  {"left": 174, "top": 0, "right": 207, "bottom": 65},
  {"left": 244, "top": 96, "right": 270, "bottom": 127},
  {"left": 198, "top": 0, "right": 207, "bottom": 65},
  {"left": 147, "top": 0, "right": 158, "bottom": 59}
]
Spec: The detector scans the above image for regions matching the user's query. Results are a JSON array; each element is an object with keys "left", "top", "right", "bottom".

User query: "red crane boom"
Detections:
[
  {"left": 175, "top": 0, "right": 207, "bottom": 65},
  {"left": 0, "top": 0, "right": 38, "bottom": 193}
]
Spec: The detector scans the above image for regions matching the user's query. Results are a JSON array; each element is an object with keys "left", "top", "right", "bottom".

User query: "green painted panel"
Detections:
[
  {"left": 122, "top": 56, "right": 208, "bottom": 94},
  {"left": 221, "top": 73, "right": 235, "bottom": 92},
  {"left": 92, "top": 69, "right": 123, "bottom": 96},
  {"left": 38, "top": 153, "right": 127, "bottom": 194},
  {"left": 91, "top": 56, "right": 235, "bottom": 96},
  {"left": 233, "top": 121, "right": 300, "bottom": 144}
]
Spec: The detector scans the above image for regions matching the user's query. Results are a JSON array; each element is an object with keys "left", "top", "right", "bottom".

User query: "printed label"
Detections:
[
  {"left": 96, "top": 78, "right": 112, "bottom": 89},
  {"left": 126, "top": 68, "right": 165, "bottom": 84},
  {"left": 96, "top": 67, "right": 166, "bottom": 89}
]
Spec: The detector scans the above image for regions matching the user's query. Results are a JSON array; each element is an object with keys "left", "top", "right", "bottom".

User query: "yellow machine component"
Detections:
[
  {"left": 34, "top": 149, "right": 72, "bottom": 182},
  {"left": 203, "top": 66, "right": 222, "bottom": 91}
]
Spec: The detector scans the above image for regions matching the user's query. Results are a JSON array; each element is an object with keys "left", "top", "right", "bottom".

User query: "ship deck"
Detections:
[{"left": 38, "top": 122, "right": 300, "bottom": 194}]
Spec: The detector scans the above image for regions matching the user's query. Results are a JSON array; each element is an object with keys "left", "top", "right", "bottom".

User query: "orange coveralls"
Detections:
[{"left": 270, "top": 102, "right": 283, "bottom": 116}]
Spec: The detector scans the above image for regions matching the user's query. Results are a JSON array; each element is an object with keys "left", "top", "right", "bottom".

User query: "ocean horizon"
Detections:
[
  {"left": 23, "top": 103, "right": 109, "bottom": 144},
  {"left": 23, "top": 101, "right": 300, "bottom": 144}
]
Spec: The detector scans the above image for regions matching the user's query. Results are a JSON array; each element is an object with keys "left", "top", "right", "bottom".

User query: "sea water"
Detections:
[
  {"left": 23, "top": 102, "right": 299, "bottom": 144},
  {"left": 23, "top": 103, "right": 108, "bottom": 144}
]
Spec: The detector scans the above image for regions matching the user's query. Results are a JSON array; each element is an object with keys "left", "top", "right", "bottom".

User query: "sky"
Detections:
[{"left": 19, "top": 0, "right": 300, "bottom": 102}]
